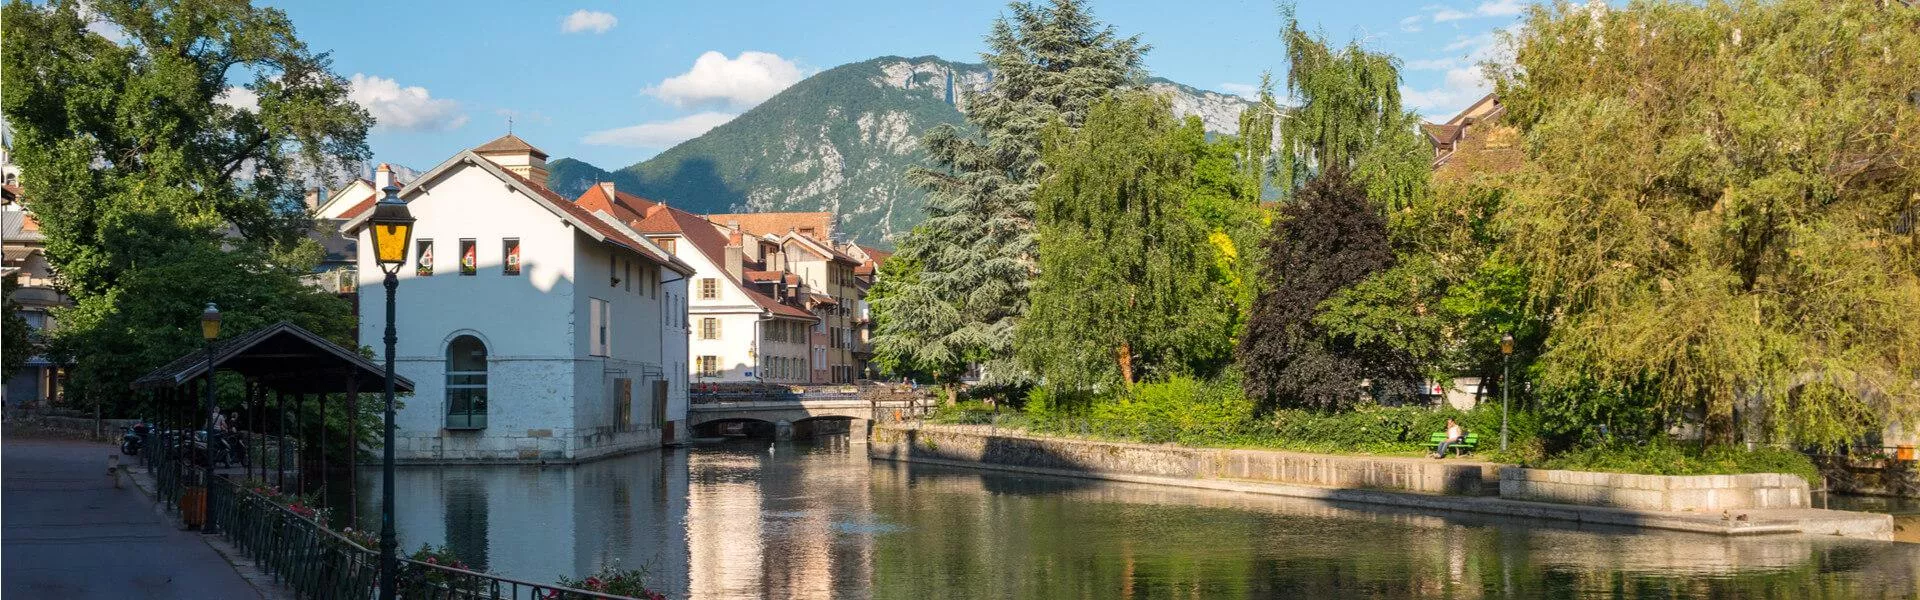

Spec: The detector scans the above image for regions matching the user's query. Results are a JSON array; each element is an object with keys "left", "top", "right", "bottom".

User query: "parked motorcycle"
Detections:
[{"left": 119, "top": 420, "right": 151, "bottom": 455}]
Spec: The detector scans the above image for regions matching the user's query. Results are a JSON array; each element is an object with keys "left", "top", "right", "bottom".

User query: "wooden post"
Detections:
[
  {"left": 318, "top": 391, "right": 328, "bottom": 508},
  {"left": 275, "top": 389, "right": 285, "bottom": 493},
  {"left": 346, "top": 372, "right": 359, "bottom": 525},
  {"left": 294, "top": 393, "right": 305, "bottom": 495}
]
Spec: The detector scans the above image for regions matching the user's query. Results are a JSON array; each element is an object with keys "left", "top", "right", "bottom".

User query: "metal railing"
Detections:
[
  {"left": 141, "top": 431, "right": 644, "bottom": 599},
  {"left": 202, "top": 475, "right": 646, "bottom": 600}
]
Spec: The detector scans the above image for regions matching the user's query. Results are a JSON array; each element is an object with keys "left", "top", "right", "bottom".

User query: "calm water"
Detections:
[{"left": 356, "top": 437, "right": 1920, "bottom": 599}]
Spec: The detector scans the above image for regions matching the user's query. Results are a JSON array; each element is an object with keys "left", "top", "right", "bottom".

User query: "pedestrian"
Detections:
[{"left": 1431, "top": 418, "right": 1464, "bottom": 458}]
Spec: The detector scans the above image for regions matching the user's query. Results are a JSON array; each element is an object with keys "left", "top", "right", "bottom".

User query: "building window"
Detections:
[
  {"left": 590, "top": 298, "right": 610, "bottom": 356},
  {"left": 623, "top": 260, "right": 632, "bottom": 293},
  {"left": 697, "top": 356, "right": 719, "bottom": 378},
  {"left": 648, "top": 266, "right": 658, "bottom": 298},
  {"left": 502, "top": 238, "right": 521, "bottom": 275},
  {"left": 699, "top": 318, "right": 720, "bottom": 340},
  {"left": 658, "top": 238, "right": 676, "bottom": 254},
  {"left": 699, "top": 278, "right": 718, "bottom": 300},
  {"left": 415, "top": 240, "right": 434, "bottom": 276},
  {"left": 459, "top": 239, "right": 477, "bottom": 276},
  {"left": 446, "top": 335, "right": 488, "bottom": 429}
]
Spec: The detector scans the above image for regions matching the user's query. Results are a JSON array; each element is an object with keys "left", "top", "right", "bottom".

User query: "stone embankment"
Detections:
[{"left": 872, "top": 423, "right": 1893, "bottom": 541}]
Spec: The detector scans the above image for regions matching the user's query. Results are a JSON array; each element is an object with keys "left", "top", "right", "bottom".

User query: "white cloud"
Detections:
[
  {"left": 1425, "top": 0, "right": 1529, "bottom": 24},
  {"left": 1399, "top": 15, "right": 1424, "bottom": 32},
  {"left": 1402, "top": 29, "right": 1511, "bottom": 120},
  {"left": 582, "top": 112, "right": 737, "bottom": 148},
  {"left": 214, "top": 87, "right": 259, "bottom": 112},
  {"left": 1475, "top": 0, "right": 1527, "bottom": 17},
  {"left": 1218, "top": 82, "right": 1262, "bottom": 100},
  {"left": 561, "top": 10, "right": 618, "bottom": 34},
  {"left": 1402, "top": 66, "right": 1490, "bottom": 120},
  {"left": 348, "top": 74, "right": 468, "bottom": 132},
  {"left": 76, "top": 0, "right": 127, "bottom": 43},
  {"left": 646, "top": 51, "right": 804, "bottom": 109}
]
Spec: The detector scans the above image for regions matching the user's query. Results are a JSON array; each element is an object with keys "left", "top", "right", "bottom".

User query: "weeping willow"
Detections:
[{"left": 1492, "top": 0, "right": 1920, "bottom": 448}]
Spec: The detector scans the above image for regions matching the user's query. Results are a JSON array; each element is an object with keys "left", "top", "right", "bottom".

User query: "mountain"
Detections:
[{"left": 548, "top": 55, "right": 1255, "bottom": 245}]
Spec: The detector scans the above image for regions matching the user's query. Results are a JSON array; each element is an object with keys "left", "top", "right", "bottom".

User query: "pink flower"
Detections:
[
  {"left": 426, "top": 557, "right": 438, "bottom": 565},
  {"left": 585, "top": 576, "right": 604, "bottom": 590}
]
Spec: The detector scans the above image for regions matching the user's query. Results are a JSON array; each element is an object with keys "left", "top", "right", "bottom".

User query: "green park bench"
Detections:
[{"left": 1427, "top": 432, "right": 1480, "bottom": 456}]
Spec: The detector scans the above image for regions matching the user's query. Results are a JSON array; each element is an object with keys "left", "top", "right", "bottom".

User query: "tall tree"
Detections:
[
  {"left": 874, "top": 0, "right": 1145, "bottom": 394},
  {"left": 1491, "top": 0, "right": 1920, "bottom": 448},
  {"left": 2, "top": 0, "right": 370, "bottom": 410},
  {"left": 1239, "top": 171, "right": 1414, "bottom": 410},
  {"left": 1019, "top": 93, "right": 1248, "bottom": 395},
  {"left": 1239, "top": 12, "right": 1429, "bottom": 410},
  {"left": 1, "top": 278, "right": 29, "bottom": 382},
  {"left": 1269, "top": 9, "right": 1429, "bottom": 211}
]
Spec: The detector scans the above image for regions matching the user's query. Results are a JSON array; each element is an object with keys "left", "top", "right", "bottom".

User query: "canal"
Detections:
[{"left": 356, "top": 436, "right": 1920, "bottom": 599}]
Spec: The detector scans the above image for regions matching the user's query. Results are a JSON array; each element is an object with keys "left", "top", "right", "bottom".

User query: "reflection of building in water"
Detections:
[
  {"left": 687, "top": 451, "right": 766, "bottom": 597},
  {"left": 685, "top": 442, "right": 875, "bottom": 599},
  {"left": 365, "top": 449, "right": 689, "bottom": 592}
]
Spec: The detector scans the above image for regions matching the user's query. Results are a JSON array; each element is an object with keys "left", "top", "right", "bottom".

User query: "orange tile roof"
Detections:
[{"left": 705, "top": 212, "right": 834, "bottom": 241}]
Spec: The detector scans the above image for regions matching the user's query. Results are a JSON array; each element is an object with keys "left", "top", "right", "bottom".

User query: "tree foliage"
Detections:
[
  {"left": 1490, "top": 0, "right": 1920, "bottom": 448},
  {"left": 1240, "top": 171, "right": 1415, "bottom": 410},
  {"left": 1270, "top": 8, "right": 1429, "bottom": 212},
  {"left": 1, "top": 278, "right": 29, "bottom": 382},
  {"left": 875, "top": 0, "right": 1145, "bottom": 391},
  {"left": 2, "top": 0, "right": 369, "bottom": 411},
  {"left": 1020, "top": 94, "right": 1255, "bottom": 395}
]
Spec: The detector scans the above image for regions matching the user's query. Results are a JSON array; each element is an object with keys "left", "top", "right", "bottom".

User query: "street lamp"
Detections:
[
  {"left": 368, "top": 174, "right": 414, "bottom": 600},
  {"left": 1500, "top": 332, "right": 1514, "bottom": 451},
  {"left": 200, "top": 302, "right": 220, "bottom": 534}
]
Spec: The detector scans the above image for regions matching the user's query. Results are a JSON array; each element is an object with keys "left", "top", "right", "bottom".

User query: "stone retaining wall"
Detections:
[
  {"left": 872, "top": 424, "right": 1501, "bottom": 496},
  {"left": 1500, "top": 468, "right": 1809, "bottom": 511}
]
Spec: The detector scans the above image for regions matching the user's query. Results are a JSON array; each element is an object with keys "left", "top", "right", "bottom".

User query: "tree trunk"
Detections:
[
  {"left": 945, "top": 384, "right": 958, "bottom": 406},
  {"left": 1117, "top": 342, "right": 1135, "bottom": 390},
  {"left": 1703, "top": 396, "right": 1736, "bottom": 447}
]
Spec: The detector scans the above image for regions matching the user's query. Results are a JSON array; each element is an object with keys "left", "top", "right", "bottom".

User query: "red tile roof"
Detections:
[{"left": 581, "top": 188, "right": 814, "bottom": 320}]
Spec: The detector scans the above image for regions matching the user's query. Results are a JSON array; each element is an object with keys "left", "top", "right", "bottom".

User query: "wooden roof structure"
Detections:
[{"left": 131, "top": 321, "right": 413, "bottom": 394}]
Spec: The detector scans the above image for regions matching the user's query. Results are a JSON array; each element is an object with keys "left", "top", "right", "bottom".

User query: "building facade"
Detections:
[
  {"left": 344, "top": 135, "right": 694, "bottom": 462},
  {"left": 2, "top": 141, "right": 69, "bottom": 408}
]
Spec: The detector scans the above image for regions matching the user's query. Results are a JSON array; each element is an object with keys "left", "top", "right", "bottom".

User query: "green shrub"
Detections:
[{"left": 1536, "top": 439, "right": 1819, "bottom": 485}]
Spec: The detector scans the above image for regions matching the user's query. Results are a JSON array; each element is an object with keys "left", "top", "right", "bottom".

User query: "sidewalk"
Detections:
[{"left": 1, "top": 436, "right": 263, "bottom": 599}]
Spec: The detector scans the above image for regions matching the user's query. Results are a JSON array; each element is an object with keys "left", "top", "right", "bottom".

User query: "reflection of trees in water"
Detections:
[{"left": 866, "top": 462, "right": 1920, "bottom": 599}]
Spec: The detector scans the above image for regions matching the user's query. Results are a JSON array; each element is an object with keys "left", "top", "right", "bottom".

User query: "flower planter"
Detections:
[{"left": 180, "top": 487, "right": 207, "bottom": 528}]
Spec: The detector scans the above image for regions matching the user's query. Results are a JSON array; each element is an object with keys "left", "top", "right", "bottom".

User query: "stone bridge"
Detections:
[{"left": 687, "top": 396, "right": 925, "bottom": 440}]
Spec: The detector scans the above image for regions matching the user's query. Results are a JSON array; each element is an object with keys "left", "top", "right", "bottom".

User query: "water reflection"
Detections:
[{"left": 361, "top": 438, "right": 1920, "bottom": 599}]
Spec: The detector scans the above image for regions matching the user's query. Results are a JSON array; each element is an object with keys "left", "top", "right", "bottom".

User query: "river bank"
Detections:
[{"left": 871, "top": 423, "right": 1896, "bottom": 541}]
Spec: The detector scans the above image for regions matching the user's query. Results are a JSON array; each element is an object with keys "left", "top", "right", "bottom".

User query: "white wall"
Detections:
[{"left": 357, "top": 159, "right": 679, "bottom": 461}]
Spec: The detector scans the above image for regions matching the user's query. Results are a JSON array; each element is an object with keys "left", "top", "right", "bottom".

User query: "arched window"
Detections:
[{"left": 446, "top": 335, "right": 488, "bottom": 429}]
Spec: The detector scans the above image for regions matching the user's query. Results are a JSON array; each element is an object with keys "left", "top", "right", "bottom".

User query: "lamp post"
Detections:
[
  {"left": 1500, "top": 333, "right": 1514, "bottom": 451},
  {"left": 368, "top": 175, "right": 415, "bottom": 600},
  {"left": 200, "top": 303, "right": 220, "bottom": 533}
]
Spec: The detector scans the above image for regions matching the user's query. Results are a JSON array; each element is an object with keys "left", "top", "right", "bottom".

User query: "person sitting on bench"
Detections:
[{"left": 1432, "top": 418, "right": 1464, "bottom": 458}]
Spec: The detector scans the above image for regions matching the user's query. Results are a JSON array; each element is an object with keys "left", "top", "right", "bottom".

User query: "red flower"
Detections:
[
  {"left": 647, "top": 591, "right": 666, "bottom": 600},
  {"left": 426, "top": 557, "right": 438, "bottom": 565},
  {"left": 585, "top": 576, "right": 604, "bottom": 590}
]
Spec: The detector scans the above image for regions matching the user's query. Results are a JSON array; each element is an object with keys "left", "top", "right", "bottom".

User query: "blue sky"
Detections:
[{"left": 262, "top": 0, "right": 1523, "bottom": 171}]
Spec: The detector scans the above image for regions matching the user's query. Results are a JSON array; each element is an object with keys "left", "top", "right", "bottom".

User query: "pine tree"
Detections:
[
  {"left": 2, "top": 0, "right": 370, "bottom": 410},
  {"left": 873, "top": 0, "right": 1145, "bottom": 395}
]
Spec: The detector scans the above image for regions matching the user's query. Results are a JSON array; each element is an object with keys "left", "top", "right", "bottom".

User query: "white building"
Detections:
[
  {"left": 342, "top": 135, "right": 695, "bottom": 462},
  {"left": 572, "top": 184, "right": 821, "bottom": 386}
]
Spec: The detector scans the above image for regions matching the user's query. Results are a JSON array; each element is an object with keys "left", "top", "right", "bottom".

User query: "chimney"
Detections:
[
  {"left": 374, "top": 163, "right": 394, "bottom": 191},
  {"left": 473, "top": 134, "right": 551, "bottom": 188},
  {"left": 597, "top": 181, "right": 615, "bottom": 199},
  {"left": 724, "top": 229, "right": 744, "bottom": 283}
]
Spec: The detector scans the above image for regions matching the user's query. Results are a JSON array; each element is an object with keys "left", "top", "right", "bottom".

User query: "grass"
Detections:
[{"left": 1534, "top": 439, "right": 1820, "bottom": 485}]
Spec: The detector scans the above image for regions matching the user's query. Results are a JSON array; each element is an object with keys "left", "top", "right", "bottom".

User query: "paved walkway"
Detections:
[{"left": 3, "top": 437, "right": 263, "bottom": 599}]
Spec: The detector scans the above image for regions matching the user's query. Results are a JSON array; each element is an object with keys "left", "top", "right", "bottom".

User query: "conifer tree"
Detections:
[{"left": 873, "top": 0, "right": 1145, "bottom": 395}]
